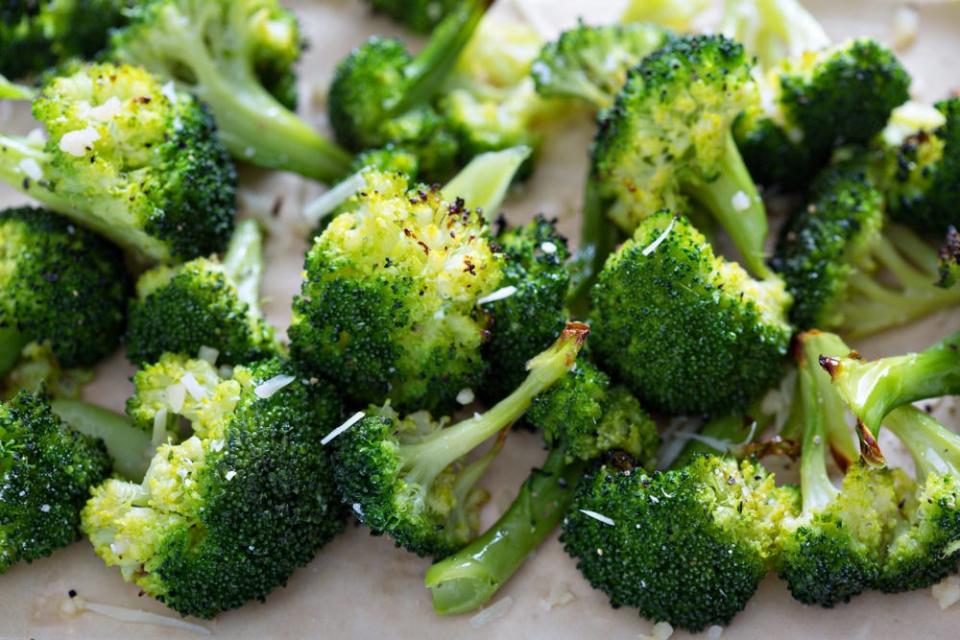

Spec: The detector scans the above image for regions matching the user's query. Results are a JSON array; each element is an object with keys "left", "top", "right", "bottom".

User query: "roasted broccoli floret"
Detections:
[
  {"left": 821, "top": 330, "right": 960, "bottom": 442},
  {"left": 364, "top": 0, "right": 459, "bottom": 33},
  {"left": 0, "top": 62, "right": 236, "bottom": 263},
  {"left": 0, "top": 391, "right": 111, "bottom": 573},
  {"left": 621, "top": 0, "right": 709, "bottom": 31},
  {"left": 83, "top": 355, "right": 346, "bottom": 619},
  {"left": 878, "top": 407, "right": 960, "bottom": 593},
  {"left": 719, "top": 0, "right": 829, "bottom": 70},
  {"left": 109, "top": 0, "right": 351, "bottom": 182},
  {"left": 939, "top": 226, "right": 960, "bottom": 288},
  {"left": 776, "top": 331, "right": 904, "bottom": 607},
  {"left": 583, "top": 34, "right": 774, "bottom": 297},
  {"left": 329, "top": 0, "right": 491, "bottom": 182},
  {"left": 735, "top": 39, "right": 910, "bottom": 190},
  {"left": 331, "top": 323, "right": 588, "bottom": 558},
  {"left": 531, "top": 21, "right": 671, "bottom": 111},
  {"left": 126, "top": 219, "right": 278, "bottom": 367},
  {"left": 290, "top": 149, "right": 554, "bottom": 414},
  {"left": 425, "top": 357, "right": 660, "bottom": 614},
  {"left": 879, "top": 98, "right": 960, "bottom": 234},
  {"left": 0, "top": 206, "right": 128, "bottom": 384},
  {"left": 590, "top": 212, "right": 791, "bottom": 415},
  {"left": 562, "top": 415, "right": 796, "bottom": 631},
  {"left": 0, "top": 0, "right": 131, "bottom": 80},
  {"left": 773, "top": 158, "right": 960, "bottom": 336},
  {"left": 478, "top": 216, "right": 570, "bottom": 403}
]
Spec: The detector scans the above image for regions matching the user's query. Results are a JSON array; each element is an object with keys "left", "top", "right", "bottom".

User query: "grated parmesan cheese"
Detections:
[
  {"left": 180, "top": 372, "right": 206, "bottom": 400},
  {"left": 731, "top": 190, "right": 751, "bottom": 212},
  {"left": 321, "top": 411, "right": 365, "bottom": 445},
  {"left": 254, "top": 374, "right": 296, "bottom": 399},
  {"left": 932, "top": 575, "right": 960, "bottom": 610},
  {"left": 707, "top": 625, "right": 724, "bottom": 639},
  {"left": 87, "top": 97, "right": 123, "bottom": 122},
  {"left": 641, "top": 216, "right": 677, "bottom": 257},
  {"left": 59, "top": 127, "right": 100, "bottom": 157},
  {"left": 62, "top": 594, "right": 210, "bottom": 636},
  {"left": 18, "top": 158, "right": 42, "bottom": 181},
  {"left": 161, "top": 82, "right": 178, "bottom": 104},
  {"left": 197, "top": 346, "right": 219, "bottom": 365},
  {"left": 469, "top": 596, "right": 513, "bottom": 629},
  {"left": 165, "top": 383, "right": 186, "bottom": 413},
  {"left": 477, "top": 286, "right": 518, "bottom": 305},
  {"left": 456, "top": 388, "right": 475, "bottom": 405},
  {"left": 579, "top": 509, "right": 614, "bottom": 526}
]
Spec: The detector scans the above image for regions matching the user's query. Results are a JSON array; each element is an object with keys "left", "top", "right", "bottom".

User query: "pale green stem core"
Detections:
[
  {"left": 221, "top": 218, "right": 264, "bottom": 310},
  {"left": 441, "top": 146, "right": 531, "bottom": 222},
  {"left": 400, "top": 323, "right": 587, "bottom": 491},
  {"left": 687, "top": 130, "right": 772, "bottom": 280},
  {"left": 884, "top": 406, "right": 960, "bottom": 481},
  {"left": 426, "top": 446, "right": 584, "bottom": 615},
  {"left": 50, "top": 399, "right": 153, "bottom": 481},
  {"left": 798, "top": 365, "right": 839, "bottom": 514},
  {"left": 830, "top": 330, "right": 960, "bottom": 435},
  {"left": 388, "top": 0, "right": 491, "bottom": 116},
  {"left": 0, "top": 327, "right": 30, "bottom": 379}
]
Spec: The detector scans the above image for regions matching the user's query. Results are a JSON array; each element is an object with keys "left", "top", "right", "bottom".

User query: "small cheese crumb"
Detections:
[
  {"left": 87, "top": 97, "right": 123, "bottom": 122},
  {"left": 641, "top": 216, "right": 677, "bottom": 256},
  {"left": 19, "top": 158, "right": 42, "bottom": 181},
  {"left": 456, "top": 388, "right": 475, "bottom": 405},
  {"left": 62, "top": 593, "right": 210, "bottom": 635},
  {"left": 731, "top": 190, "right": 751, "bottom": 212},
  {"left": 477, "top": 286, "right": 517, "bottom": 305},
  {"left": 161, "top": 82, "right": 178, "bottom": 104},
  {"left": 640, "top": 621, "right": 674, "bottom": 640},
  {"left": 254, "top": 374, "right": 296, "bottom": 399},
  {"left": 59, "top": 127, "right": 100, "bottom": 157},
  {"left": 579, "top": 509, "right": 615, "bottom": 526},
  {"left": 197, "top": 346, "right": 219, "bottom": 365},
  {"left": 225, "top": 470, "right": 237, "bottom": 481},
  {"left": 40, "top": 504, "right": 51, "bottom": 513},
  {"left": 539, "top": 583, "right": 575, "bottom": 611},
  {"left": 180, "top": 372, "right": 206, "bottom": 400},
  {"left": 540, "top": 241, "right": 557, "bottom": 254},
  {"left": 933, "top": 575, "right": 960, "bottom": 610},
  {"left": 892, "top": 5, "right": 919, "bottom": 52},
  {"left": 321, "top": 411, "right": 365, "bottom": 445},
  {"left": 707, "top": 625, "right": 724, "bottom": 639},
  {"left": 469, "top": 596, "right": 513, "bottom": 629}
]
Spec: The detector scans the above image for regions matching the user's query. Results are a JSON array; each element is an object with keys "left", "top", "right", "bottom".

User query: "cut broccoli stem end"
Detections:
[
  {"left": 686, "top": 130, "right": 771, "bottom": 280},
  {"left": 221, "top": 218, "right": 265, "bottom": 310},
  {"left": 441, "top": 146, "right": 532, "bottom": 222},
  {"left": 426, "top": 446, "right": 584, "bottom": 614},
  {"left": 0, "top": 327, "right": 31, "bottom": 380},
  {"left": 884, "top": 406, "right": 960, "bottom": 481},
  {"left": 400, "top": 323, "right": 588, "bottom": 491},
  {"left": 50, "top": 399, "right": 153, "bottom": 481}
]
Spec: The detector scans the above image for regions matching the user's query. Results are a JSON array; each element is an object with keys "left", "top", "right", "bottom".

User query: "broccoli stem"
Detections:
[
  {"left": 221, "top": 218, "right": 264, "bottom": 310},
  {"left": 387, "top": 0, "right": 493, "bottom": 116},
  {"left": 0, "top": 135, "right": 171, "bottom": 261},
  {"left": 686, "top": 131, "right": 771, "bottom": 279},
  {"left": 670, "top": 409, "right": 765, "bottom": 470},
  {"left": 826, "top": 330, "right": 960, "bottom": 437},
  {"left": 441, "top": 146, "right": 532, "bottom": 221},
  {"left": 567, "top": 179, "right": 624, "bottom": 316},
  {"left": 797, "top": 365, "right": 839, "bottom": 514},
  {"left": 0, "top": 326, "right": 30, "bottom": 379},
  {"left": 425, "top": 446, "right": 585, "bottom": 614},
  {"left": 50, "top": 399, "right": 153, "bottom": 481},
  {"left": 884, "top": 406, "right": 960, "bottom": 481},
  {"left": 400, "top": 323, "right": 588, "bottom": 491}
]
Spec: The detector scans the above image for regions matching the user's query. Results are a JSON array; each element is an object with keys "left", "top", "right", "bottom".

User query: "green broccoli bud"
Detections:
[
  {"left": 0, "top": 62, "right": 236, "bottom": 263},
  {"left": 531, "top": 20, "right": 671, "bottom": 110},
  {"left": 126, "top": 218, "right": 278, "bottom": 366},
  {"left": 110, "top": 0, "right": 351, "bottom": 183},
  {"left": 590, "top": 212, "right": 792, "bottom": 415},
  {"left": 83, "top": 355, "right": 346, "bottom": 619},
  {"left": 331, "top": 323, "right": 589, "bottom": 559}
]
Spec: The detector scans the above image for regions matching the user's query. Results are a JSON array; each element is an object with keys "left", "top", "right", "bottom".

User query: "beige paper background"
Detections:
[{"left": 0, "top": 0, "right": 959, "bottom": 638}]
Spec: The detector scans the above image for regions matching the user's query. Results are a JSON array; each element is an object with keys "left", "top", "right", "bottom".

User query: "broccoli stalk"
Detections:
[
  {"left": 110, "top": 0, "right": 352, "bottom": 182},
  {"left": 49, "top": 399, "right": 153, "bottom": 481}
]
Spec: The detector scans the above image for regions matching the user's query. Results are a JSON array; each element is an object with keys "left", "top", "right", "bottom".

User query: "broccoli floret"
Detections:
[
  {"left": 0, "top": 62, "right": 236, "bottom": 263},
  {"left": 719, "top": 0, "right": 829, "bottom": 70},
  {"left": 736, "top": 39, "right": 910, "bottom": 190},
  {"left": 590, "top": 212, "right": 791, "bottom": 415},
  {"left": 939, "top": 226, "right": 960, "bottom": 288},
  {"left": 364, "top": 0, "right": 459, "bottom": 33},
  {"left": 776, "top": 331, "right": 904, "bottom": 607},
  {"left": 331, "top": 323, "right": 588, "bottom": 558},
  {"left": 0, "top": 0, "right": 131, "bottom": 80},
  {"left": 0, "top": 207, "right": 129, "bottom": 383},
  {"left": 0, "top": 391, "right": 111, "bottom": 573},
  {"left": 328, "top": 0, "right": 491, "bottom": 182},
  {"left": 290, "top": 150, "right": 538, "bottom": 414},
  {"left": 349, "top": 145, "right": 421, "bottom": 179},
  {"left": 425, "top": 357, "right": 660, "bottom": 614},
  {"left": 773, "top": 159, "right": 960, "bottom": 336},
  {"left": 585, "top": 34, "right": 773, "bottom": 287},
  {"left": 620, "top": 0, "right": 709, "bottom": 31},
  {"left": 478, "top": 216, "right": 570, "bottom": 403},
  {"left": 126, "top": 219, "right": 278, "bottom": 367},
  {"left": 821, "top": 330, "right": 960, "bottom": 446},
  {"left": 563, "top": 445, "right": 796, "bottom": 631},
  {"left": 878, "top": 407, "right": 960, "bottom": 592},
  {"left": 531, "top": 21, "right": 671, "bottom": 111},
  {"left": 82, "top": 355, "right": 346, "bottom": 619},
  {"left": 880, "top": 98, "right": 960, "bottom": 234},
  {"left": 109, "top": 0, "right": 351, "bottom": 183}
]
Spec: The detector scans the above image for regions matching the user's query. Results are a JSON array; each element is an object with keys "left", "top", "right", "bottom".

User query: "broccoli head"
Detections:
[
  {"left": 590, "top": 212, "right": 792, "bottom": 415},
  {"left": 563, "top": 451, "right": 796, "bottom": 632},
  {"left": 110, "top": 0, "right": 351, "bottom": 182},
  {"left": 0, "top": 206, "right": 128, "bottom": 380},
  {"left": 531, "top": 20, "right": 671, "bottom": 111},
  {"left": 331, "top": 323, "right": 588, "bottom": 558},
  {"left": 364, "top": 0, "right": 459, "bottom": 33},
  {"left": 773, "top": 158, "right": 960, "bottom": 336},
  {"left": 0, "top": 391, "right": 111, "bottom": 573},
  {"left": 0, "top": 0, "right": 130, "bottom": 80},
  {"left": 83, "top": 355, "right": 346, "bottom": 619},
  {"left": 880, "top": 98, "right": 960, "bottom": 234},
  {"left": 0, "top": 62, "right": 236, "bottom": 263},
  {"left": 126, "top": 219, "right": 278, "bottom": 366}
]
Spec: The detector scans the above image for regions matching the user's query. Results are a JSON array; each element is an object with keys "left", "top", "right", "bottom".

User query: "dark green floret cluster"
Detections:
[{"left": 364, "top": 0, "right": 460, "bottom": 33}]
